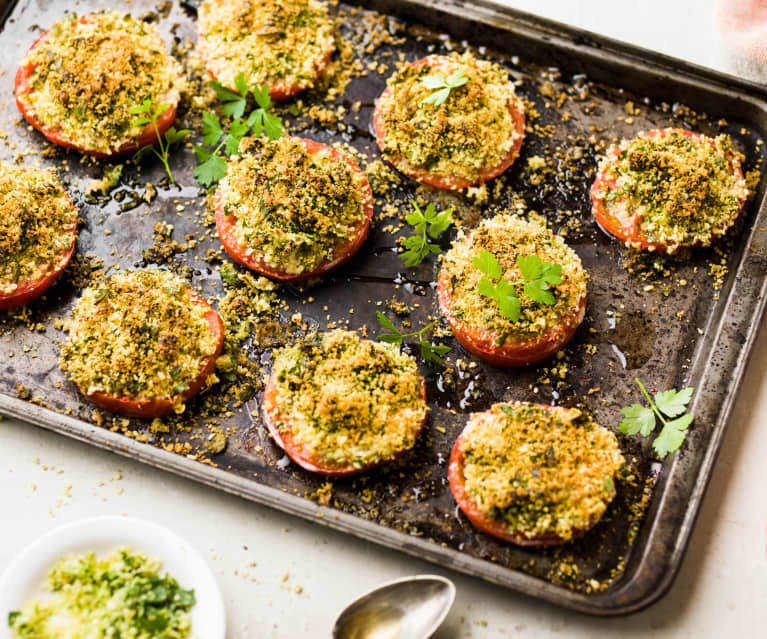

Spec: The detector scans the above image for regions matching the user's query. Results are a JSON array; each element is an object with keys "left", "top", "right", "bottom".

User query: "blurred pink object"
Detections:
[{"left": 716, "top": 0, "right": 767, "bottom": 80}]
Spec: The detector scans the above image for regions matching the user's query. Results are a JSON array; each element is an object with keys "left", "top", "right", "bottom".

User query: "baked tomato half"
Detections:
[
  {"left": 215, "top": 136, "right": 373, "bottom": 283},
  {"left": 437, "top": 214, "right": 588, "bottom": 367},
  {"left": 373, "top": 52, "right": 525, "bottom": 190},
  {"left": 449, "top": 402, "right": 624, "bottom": 546},
  {"left": 591, "top": 128, "right": 747, "bottom": 253},
  {"left": 197, "top": 0, "right": 335, "bottom": 102},
  {"left": 15, "top": 11, "right": 182, "bottom": 158},
  {"left": 262, "top": 330, "right": 428, "bottom": 476},
  {"left": 0, "top": 164, "right": 78, "bottom": 311},
  {"left": 60, "top": 270, "right": 224, "bottom": 419}
]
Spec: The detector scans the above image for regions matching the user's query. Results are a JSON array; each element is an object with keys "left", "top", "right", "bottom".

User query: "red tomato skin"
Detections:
[
  {"left": 590, "top": 128, "right": 746, "bottom": 253},
  {"left": 448, "top": 407, "right": 588, "bottom": 547},
  {"left": 437, "top": 267, "right": 586, "bottom": 367},
  {"left": 215, "top": 137, "right": 374, "bottom": 283},
  {"left": 14, "top": 14, "right": 177, "bottom": 158},
  {"left": 373, "top": 55, "right": 525, "bottom": 190},
  {"left": 0, "top": 194, "right": 77, "bottom": 312},
  {"left": 83, "top": 293, "right": 224, "bottom": 419},
  {"left": 262, "top": 371, "right": 427, "bottom": 477}
]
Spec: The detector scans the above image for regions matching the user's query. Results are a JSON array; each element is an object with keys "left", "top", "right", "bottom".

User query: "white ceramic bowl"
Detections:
[{"left": 0, "top": 516, "right": 225, "bottom": 639}]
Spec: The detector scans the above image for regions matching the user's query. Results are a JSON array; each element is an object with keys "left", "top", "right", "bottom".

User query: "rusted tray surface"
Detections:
[{"left": 1, "top": 0, "right": 767, "bottom": 615}]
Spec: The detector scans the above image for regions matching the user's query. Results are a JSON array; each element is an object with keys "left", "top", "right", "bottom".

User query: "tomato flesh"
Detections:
[
  {"left": 14, "top": 14, "right": 177, "bottom": 158},
  {"left": 262, "top": 371, "right": 427, "bottom": 477},
  {"left": 83, "top": 293, "right": 224, "bottom": 419},
  {"left": 590, "top": 128, "right": 746, "bottom": 252},
  {"left": 373, "top": 55, "right": 526, "bottom": 190},
  {"left": 437, "top": 267, "right": 586, "bottom": 367},
  {"left": 215, "top": 137, "right": 374, "bottom": 283},
  {"left": 448, "top": 419, "right": 589, "bottom": 547}
]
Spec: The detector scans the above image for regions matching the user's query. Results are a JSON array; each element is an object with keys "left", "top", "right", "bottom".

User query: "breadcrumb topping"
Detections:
[
  {"left": 459, "top": 402, "right": 624, "bottom": 540},
  {"left": 594, "top": 129, "right": 747, "bottom": 251},
  {"left": 441, "top": 214, "right": 587, "bottom": 344},
  {"left": 270, "top": 330, "right": 427, "bottom": 468},
  {"left": 219, "top": 136, "right": 368, "bottom": 275},
  {"left": 378, "top": 52, "right": 522, "bottom": 183},
  {"left": 60, "top": 270, "right": 219, "bottom": 402},
  {"left": 0, "top": 164, "right": 77, "bottom": 295},
  {"left": 198, "top": 0, "right": 335, "bottom": 93},
  {"left": 18, "top": 11, "right": 183, "bottom": 154}
]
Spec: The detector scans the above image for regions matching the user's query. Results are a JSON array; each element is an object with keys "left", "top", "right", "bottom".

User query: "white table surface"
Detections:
[{"left": 2, "top": 1, "right": 766, "bottom": 637}]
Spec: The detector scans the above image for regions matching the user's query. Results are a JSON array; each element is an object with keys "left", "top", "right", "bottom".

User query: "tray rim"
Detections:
[{"left": 2, "top": 0, "right": 767, "bottom": 616}]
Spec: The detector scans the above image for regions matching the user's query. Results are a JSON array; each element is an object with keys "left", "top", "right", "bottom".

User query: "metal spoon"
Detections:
[{"left": 332, "top": 574, "right": 456, "bottom": 639}]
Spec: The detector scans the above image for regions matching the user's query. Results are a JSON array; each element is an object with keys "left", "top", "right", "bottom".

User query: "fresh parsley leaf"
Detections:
[
  {"left": 653, "top": 387, "right": 694, "bottom": 419},
  {"left": 540, "top": 261, "right": 563, "bottom": 285},
  {"left": 375, "top": 310, "right": 398, "bottom": 335},
  {"left": 399, "top": 201, "right": 453, "bottom": 267},
  {"left": 422, "top": 87, "right": 451, "bottom": 106},
  {"left": 477, "top": 276, "right": 496, "bottom": 299},
  {"left": 193, "top": 153, "right": 227, "bottom": 187},
  {"left": 202, "top": 112, "right": 224, "bottom": 146},
  {"left": 653, "top": 414, "right": 693, "bottom": 459},
  {"left": 619, "top": 404, "right": 656, "bottom": 436},
  {"left": 472, "top": 249, "right": 503, "bottom": 280},
  {"left": 376, "top": 313, "right": 451, "bottom": 366},
  {"left": 416, "top": 340, "right": 450, "bottom": 366},
  {"left": 523, "top": 278, "right": 555, "bottom": 305},
  {"left": 130, "top": 101, "right": 184, "bottom": 184},
  {"left": 420, "top": 73, "right": 447, "bottom": 90},
  {"left": 225, "top": 118, "right": 250, "bottom": 155},
  {"left": 517, "top": 254, "right": 543, "bottom": 282},
  {"left": 251, "top": 83, "right": 273, "bottom": 111},
  {"left": 195, "top": 79, "right": 284, "bottom": 187},
  {"left": 620, "top": 378, "right": 695, "bottom": 459},
  {"left": 212, "top": 77, "right": 248, "bottom": 119},
  {"left": 420, "top": 67, "right": 468, "bottom": 106},
  {"left": 164, "top": 126, "right": 190, "bottom": 146},
  {"left": 496, "top": 290, "right": 521, "bottom": 322},
  {"left": 262, "top": 111, "right": 284, "bottom": 140}
]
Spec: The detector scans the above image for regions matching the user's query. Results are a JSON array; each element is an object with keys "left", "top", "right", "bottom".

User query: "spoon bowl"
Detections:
[{"left": 332, "top": 574, "right": 455, "bottom": 639}]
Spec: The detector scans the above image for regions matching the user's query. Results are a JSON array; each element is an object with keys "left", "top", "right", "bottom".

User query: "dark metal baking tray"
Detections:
[{"left": 1, "top": 0, "right": 766, "bottom": 616}]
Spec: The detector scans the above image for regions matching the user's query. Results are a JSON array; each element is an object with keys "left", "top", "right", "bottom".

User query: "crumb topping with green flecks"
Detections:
[
  {"left": 219, "top": 136, "right": 369, "bottom": 275},
  {"left": 270, "top": 330, "right": 427, "bottom": 468},
  {"left": 459, "top": 402, "right": 624, "bottom": 541},
  {"left": 60, "top": 269, "right": 219, "bottom": 403},
  {"left": 198, "top": 0, "right": 335, "bottom": 93},
  {"left": 594, "top": 129, "right": 747, "bottom": 251},
  {"left": 441, "top": 214, "right": 587, "bottom": 345},
  {"left": 0, "top": 163, "right": 77, "bottom": 296},
  {"left": 17, "top": 11, "right": 183, "bottom": 154},
  {"left": 377, "top": 52, "right": 523, "bottom": 184}
]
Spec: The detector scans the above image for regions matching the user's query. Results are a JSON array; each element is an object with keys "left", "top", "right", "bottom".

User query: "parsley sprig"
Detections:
[
  {"left": 400, "top": 201, "right": 453, "bottom": 267},
  {"left": 420, "top": 67, "right": 468, "bottom": 106},
  {"left": 193, "top": 73, "right": 284, "bottom": 187},
  {"left": 472, "top": 250, "right": 562, "bottom": 322},
  {"left": 376, "top": 311, "right": 451, "bottom": 366},
  {"left": 130, "top": 100, "right": 190, "bottom": 184},
  {"left": 619, "top": 378, "right": 694, "bottom": 459}
]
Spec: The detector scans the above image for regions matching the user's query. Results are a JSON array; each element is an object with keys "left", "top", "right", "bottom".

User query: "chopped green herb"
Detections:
[
  {"left": 472, "top": 250, "right": 561, "bottom": 322},
  {"left": 399, "top": 201, "right": 453, "bottom": 267},
  {"left": 130, "top": 100, "right": 190, "bottom": 184},
  {"left": 420, "top": 67, "right": 468, "bottom": 106},
  {"left": 619, "top": 378, "right": 695, "bottom": 459},
  {"left": 194, "top": 73, "right": 284, "bottom": 187},
  {"left": 376, "top": 311, "right": 450, "bottom": 366}
]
